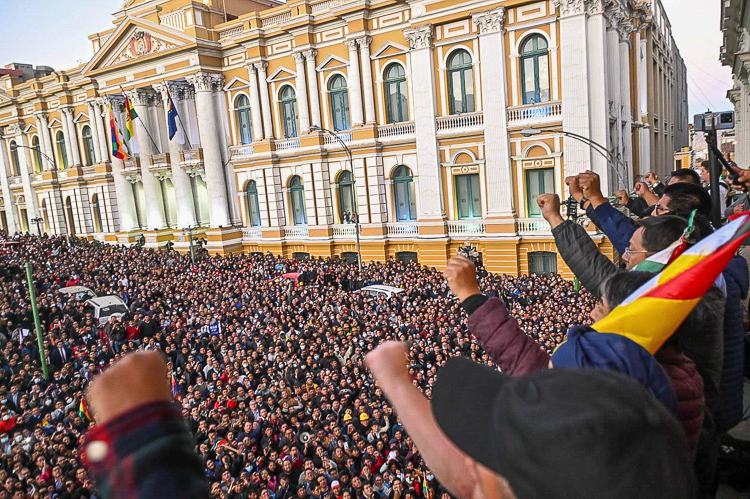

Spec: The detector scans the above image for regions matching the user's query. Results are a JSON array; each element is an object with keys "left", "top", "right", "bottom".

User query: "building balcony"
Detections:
[
  {"left": 122, "top": 157, "right": 141, "bottom": 174},
  {"left": 275, "top": 138, "right": 301, "bottom": 152},
  {"left": 242, "top": 227, "right": 262, "bottom": 240},
  {"left": 507, "top": 101, "right": 562, "bottom": 126},
  {"left": 148, "top": 153, "right": 171, "bottom": 173},
  {"left": 180, "top": 149, "right": 203, "bottom": 167},
  {"left": 311, "top": 0, "right": 347, "bottom": 13},
  {"left": 332, "top": 224, "right": 357, "bottom": 239},
  {"left": 230, "top": 144, "right": 255, "bottom": 160},
  {"left": 324, "top": 132, "right": 352, "bottom": 146},
  {"left": 284, "top": 226, "right": 309, "bottom": 238},
  {"left": 517, "top": 218, "right": 552, "bottom": 236},
  {"left": 219, "top": 26, "right": 244, "bottom": 40},
  {"left": 436, "top": 113, "right": 484, "bottom": 135},
  {"left": 447, "top": 221, "right": 486, "bottom": 237},
  {"left": 386, "top": 222, "right": 419, "bottom": 237},
  {"left": 377, "top": 122, "right": 415, "bottom": 141},
  {"left": 8, "top": 175, "right": 22, "bottom": 186}
]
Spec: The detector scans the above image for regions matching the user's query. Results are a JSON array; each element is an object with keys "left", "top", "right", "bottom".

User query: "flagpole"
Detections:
[
  {"left": 162, "top": 80, "right": 193, "bottom": 150},
  {"left": 120, "top": 85, "right": 162, "bottom": 155},
  {"left": 25, "top": 262, "right": 49, "bottom": 379}
]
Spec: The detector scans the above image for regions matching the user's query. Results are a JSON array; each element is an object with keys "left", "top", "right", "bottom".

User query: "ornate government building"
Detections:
[{"left": 0, "top": 0, "right": 685, "bottom": 274}]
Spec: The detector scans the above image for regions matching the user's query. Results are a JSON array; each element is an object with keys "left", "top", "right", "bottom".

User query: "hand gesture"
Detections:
[
  {"left": 565, "top": 176, "right": 584, "bottom": 202},
  {"left": 443, "top": 257, "right": 481, "bottom": 303},
  {"left": 733, "top": 204, "right": 745, "bottom": 215},
  {"left": 634, "top": 182, "right": 649, "bottom": 197},
  {"left": 365, "top": 342, "right": 411, "bottom": 391},
  {"left": 614, "top": 190, "right": 629, "bottom": 206},
  {"left": 536, "top": 194, "right": 564, "bottom": 228},
  {"left": 578, "top": 171, "right": 604, "bottom": 202}
]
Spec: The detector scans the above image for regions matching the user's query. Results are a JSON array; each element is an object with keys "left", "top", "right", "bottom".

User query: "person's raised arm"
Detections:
[
  {"left": 365, "top": 342, "right": 476, "bottom": 499},
  {"left": 634, "top": 181, "right": 660, "bottom": 207}
]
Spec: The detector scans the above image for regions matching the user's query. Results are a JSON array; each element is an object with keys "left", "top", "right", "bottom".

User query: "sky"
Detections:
[{"left": 0, "top": 0, "right": 735, "bottom": 117}]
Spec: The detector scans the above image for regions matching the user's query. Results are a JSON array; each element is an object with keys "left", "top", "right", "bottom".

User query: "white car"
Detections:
[
  {"left": 360, "top": 285, "right": 405, "bottom": 298},
  {"left": 58, "top": 286, "right": 97, "bottom": 301},
  {"left": 85, "top": 296, "right": 129, "bottom": 325}
]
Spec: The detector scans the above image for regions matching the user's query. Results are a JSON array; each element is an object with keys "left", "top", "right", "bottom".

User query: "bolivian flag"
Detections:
[
  {"left": 593, "top": 213, "right": 750, "bottom": 354},
  {"left": 108, "top": 104, "right": 129, "bottom": 161},
  {"left": 124, "top": 96, "right": 137, "bottom": 143},
  {"left": 79, "top": 397, "right": 92, "bottom": 422}
]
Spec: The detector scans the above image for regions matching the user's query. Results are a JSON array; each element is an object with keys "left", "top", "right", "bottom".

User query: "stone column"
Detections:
[
  {"left": 255, "top": 62, "right": 275, "bottom": 139},
  {"left": 0, "top": 135, "right": 19, "bottom": 233},
  {"left": 104, "top": 101, "right": 138, "bottom": 232},
  {"left": 586, "top": 1, "right": 610, "bottom": 189},
  {"left": 292, "top": 52, "right": 311, "bottom": 133},
  {"left": 154, "top": 82, "right": 197, "bottom": 229},
  {"left": 187, "top": 72, "right": 231, "bottom": 228},
  {"left": 246, "top": 64, "right": 265, "bottom": 141},
  {"left": 86, "top": 102, "right": 103, "bottom": 164},
  {"left": 605, "top": 5, "right": 623, "bottom": 189},
  {"left": 125, "top": 89, "right": 166, "bottom": 229},
  {"left": 404, "top": 25, "right": 444, "bottom": 220},
  {"left": 34, "top": 113, "right": 55, "bottom": 170},
  {"left": 304, "top": 50, "right": 322, "bottom": 129},
  {"left": 358, "top": 36, "right": 376, "bottom": 124},
  {"left": 345, "top": 39, "right": 365, "bottom": 127},
  {"left": 60, "top": 110, "right": 76, "bottom": 168},
  {"left": 92, "top": 100, "right": 110, "bottom": 162},
  {"left": 472, "top": 7, "right": 514, "bottom": 217},
  {"left": 62, "top": 108, "right": 82, "bottom": 167},
  {"left": 618, "top": 23, "right": 635, "bottom": 186},
  {"left": 16, "top": 131, "right": 40, "bottom": 224}
]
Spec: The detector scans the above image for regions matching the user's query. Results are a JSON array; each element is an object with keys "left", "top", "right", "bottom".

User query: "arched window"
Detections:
[
  {"left": 235, "top": 95, "right": 253, "bottom": 144},
  {"left": 245, "top": 180, "right": 261, "bottom": 227},
  {"left": 520, "top": 35, "right": 551, "bottom": 105},
  {"left": 289, "top": 175, "right": 306, "bottom": 225},
  {"left": 82, "top": 125, "right": 96, "bottom": 166},
  {"left": 31, "top": 136, "right": 43, "bottom": 172},
  {"left": 56, "top": 131, "right": 68, "bottom": 170},
  {"left": 455, "top": 173, "right": 481, "bottom": 220},
  {"left": 91, "top": 194, "right": 103, "bottom": 232},
  {"left": 8, "top": 141, "right": 20, "bottom": 176},
  {"left": 447, "top": 50, "right": 475, "bottom": 114},
  {"left": 385, "top": 64, "right": 408, "bottom": 124},
  {"left": 280, "top": 86, "right": 299, "bottom": 138},
  {"left": 392, "top": 165, "right": 416, "bottom": 221},
  {"left": 329, "top": 75, "right": 350, "bottom": 131},
  {"left": 337, "top": 171, "right": 355, "bottom": 222}
]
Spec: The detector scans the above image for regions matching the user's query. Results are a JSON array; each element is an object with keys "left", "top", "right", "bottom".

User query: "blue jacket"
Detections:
[
  {"left": 586, "top": 202, "right": 636, "bottom": 255},
  {"left": 715, "top": 256, "right": 749, "bottom": 432}
]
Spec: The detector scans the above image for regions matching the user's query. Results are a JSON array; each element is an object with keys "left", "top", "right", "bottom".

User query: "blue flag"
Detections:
[{"left": 166, "top": 86, "right": 179, "bottom": 140}]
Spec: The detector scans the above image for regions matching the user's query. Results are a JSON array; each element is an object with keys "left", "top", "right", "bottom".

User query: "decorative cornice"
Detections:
[
  {"left": 186, "top": 72, "right": 224, "bottom": 93},
  {"left": 153, "top": 81, "right": 193, "bottom": 102},
  {"left": 553, "top": 0, "right": 585, "bottom": 17},
  {"left": 403, "top": 25, "right": 433, "bottom": 50},
  {"left": 124, "top": 89, "right": 157, "bottom": 107},
  {"left": 472, "top": 7, "right": 505, "bottom": 35}
]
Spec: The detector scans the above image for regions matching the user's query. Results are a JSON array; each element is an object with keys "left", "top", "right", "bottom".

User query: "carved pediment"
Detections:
[
  {"left": 83, "top": 17, "right": 194, "bottom": 75},
  {"left": 316, "top": 54, "right": 349, "bottom": 72},
  {"left": 267, "top": 66, "right": 296, "bottom": 83},
  {"left": 371, "top": 41, "right": 410, "bottom": 60}
]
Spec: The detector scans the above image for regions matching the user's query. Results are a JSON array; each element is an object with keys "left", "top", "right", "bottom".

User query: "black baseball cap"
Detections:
[{"left": 431, "top": 357, "right": 695, "bottom": 498}]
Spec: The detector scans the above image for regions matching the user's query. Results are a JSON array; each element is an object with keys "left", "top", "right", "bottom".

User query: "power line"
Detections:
[
  {"left": 686, "top": 60, "right": 732, "bottom": 88},
  {"left": 686, "top": 71, "right": 719, "bottom": 110}
]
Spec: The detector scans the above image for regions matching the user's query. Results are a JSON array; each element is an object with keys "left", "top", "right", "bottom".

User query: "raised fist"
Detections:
[
  {"left": 578, "top": 171, "right": 603, "bottom": 201},
  {"left": 565, "top": 176, "right": 584, "bottom": 202},
  {"left": 536, "top": 194, "right": 564, "bottom": 228}
]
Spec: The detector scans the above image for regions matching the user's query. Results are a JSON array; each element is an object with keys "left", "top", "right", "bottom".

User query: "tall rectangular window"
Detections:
[
  {"left": 526, "top": 168, "right": 555, "bottom": 217},
  {"left": 455, "top": 173, "right": 481, "bottom": 220}
]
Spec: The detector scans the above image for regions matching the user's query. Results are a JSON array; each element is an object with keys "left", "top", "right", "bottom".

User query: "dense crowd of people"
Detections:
[{"left": 0, "top": 235, "right": 595, "bottom": 498}]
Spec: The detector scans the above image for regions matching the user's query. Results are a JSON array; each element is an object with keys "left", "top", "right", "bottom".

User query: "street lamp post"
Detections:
[
  {"left": 182, "top": 226, "right": 196, "bottom": 265},
  {"left": 520, "top": 128, "right": 629, "bottom": 189},
  {"left": 309, "top": 125, "right": 362, "bottom": 275},
  {"left": 30, "top": 216, "right": 44, "bottom": 237}
]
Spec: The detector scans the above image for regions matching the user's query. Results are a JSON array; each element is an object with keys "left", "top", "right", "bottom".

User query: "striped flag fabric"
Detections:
[
  {"left": 124, "top": 96, "right": 137, "bottom": 143},
  {"left": 171, "top": 373, "right": 182, "bottom": 400},
  {"left": 108, "top": 104, "right": 129, "bottom": 161},
  {"left": 166, "top": 86, "right": 179, "bottom": 140},
  {"left": 593, "top": 213, "right": 750, "bottom": 354},
  {"left": 78, "top": 397, "right": 92, "bottom": 422}
]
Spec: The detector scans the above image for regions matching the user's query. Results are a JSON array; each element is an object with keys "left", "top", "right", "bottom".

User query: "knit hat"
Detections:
[{"left": 551, "top": 326, "right": 678, "bottom": 414}]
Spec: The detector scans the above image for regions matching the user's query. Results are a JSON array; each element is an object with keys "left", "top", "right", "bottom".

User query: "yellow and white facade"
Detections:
[{"left": 0, "top": 0, "right": 684, "bottom": 274}]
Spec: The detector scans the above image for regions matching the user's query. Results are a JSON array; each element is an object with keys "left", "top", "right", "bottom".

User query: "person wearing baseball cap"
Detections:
[{"left": 366, "top": 342, "right": 696, "bottom": 499}]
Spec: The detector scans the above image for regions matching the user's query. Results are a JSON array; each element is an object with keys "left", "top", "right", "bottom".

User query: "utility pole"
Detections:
[
  {"left": 183, "top": 226, "right": 196, "bottom": 264},
  {"left": 25, "top": 262, "right": 49, "bottom": 379}
]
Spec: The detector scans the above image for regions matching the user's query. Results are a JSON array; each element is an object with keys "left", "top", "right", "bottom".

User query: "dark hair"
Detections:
[
  {"left": 635, "top": 216, "right": 687, "bottom": 253},
  {"left": 599, "top": 271, "right": 653, "bottom": 309},
  {"left": 663, "top": 183, "right": 712, "bottom": 217},
  {"left": 668, "top": 169, "right": 701, "bottom": 185}
]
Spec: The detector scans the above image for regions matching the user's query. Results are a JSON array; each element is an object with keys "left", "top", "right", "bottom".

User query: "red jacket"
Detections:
[
  {"left": 126, "top": 325, "right": 141, "bottom": 340},
  {"left": 467, "top": 297, "right": 704, "bottom": 457}
]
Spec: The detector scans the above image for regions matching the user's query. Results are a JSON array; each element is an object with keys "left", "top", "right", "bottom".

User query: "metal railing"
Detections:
[
  {"left": 242, "top": 227, "right": 262, "bottom": 239},
  {"left": 275, "top": 138, "right": 301, "bottom": 151},
  {"left": 284, "top": 226, "right": 309, "bottom": 238},
  {"left": 219, "top": 26, "right": 244, "bottom": 40},
  {"left": 160, "top": 11, "right": 185, "bottom": 31},
  {"left": 507, "top": 101, "right": 562, "bottom": 124},
  {"left": 447, "top": 221, "right": 486, "bottom": 236},
  {"left": 230, "top": 144, "right": 255, "bottom": 159},
  {"left": 386, "top": 223, "right": 419, "bottom": 236},
  {"left": 436, "top": 112, "right": 484, "bottom": 132},
  {"left": 378, "top": 122, "right": 415, "bottom": 138},
  {"left": 261, "top": 11, "right": 292, "bottom": 27},
  {"left": 516, "top": 218, "right": 552, "bottom": 236}
]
